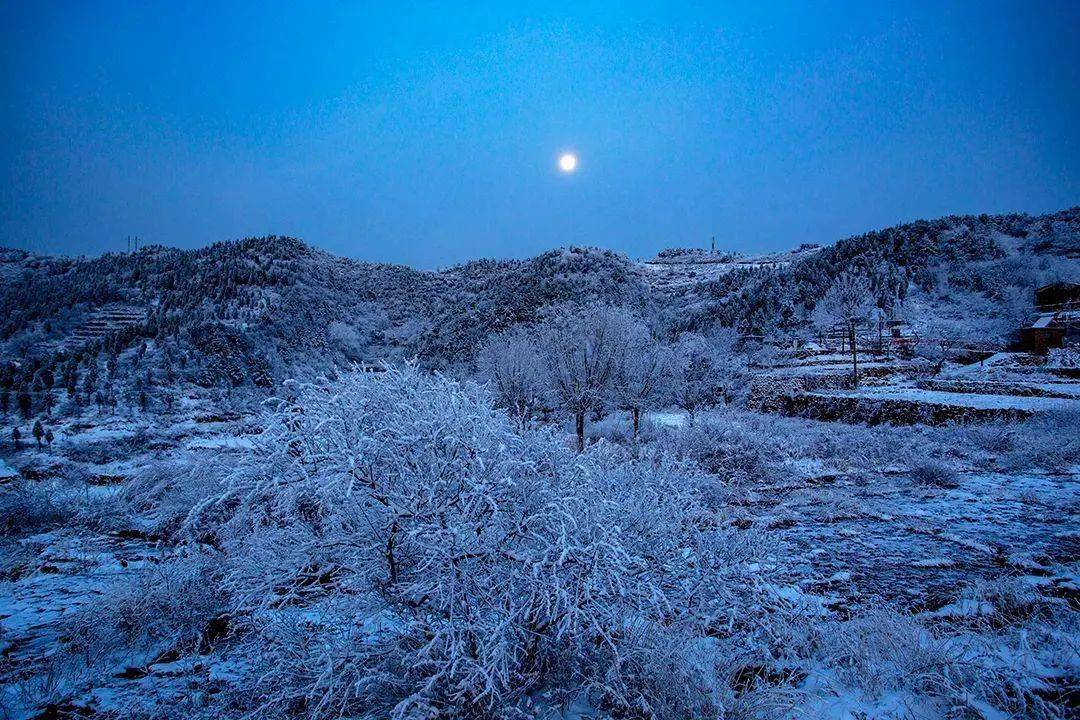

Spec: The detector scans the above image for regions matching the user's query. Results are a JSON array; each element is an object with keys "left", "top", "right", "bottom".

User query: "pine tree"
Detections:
[{"left": 17, "top": 388, "right": 32, "bottom": 419}]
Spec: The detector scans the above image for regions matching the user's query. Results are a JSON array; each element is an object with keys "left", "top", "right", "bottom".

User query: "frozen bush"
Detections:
[
  {"left": 62, "top": 552, "right": 225, "bottom": 667},
  {"left": 909, "top": 461, "right": 959, "bottom": 489},
  {"left": 9, "top": 552, "right": 229, "bottom": 717},
  {"left": 583, "top": 412, "right": 634, "bottom": 445},
  {"left": 185, "top": 366, "right": 773, "bottom": 718},
  {"left": 1046, "top": 347, "right": 1079, "bottom": 368},
  {"left": 956, "top": 420, "right": 1016, "bottom": 456},
  {"left": 953, "top": 577, "right": 1058, "bottom": 629},
  {"left": 66, "top": 488, "right": 134, "bottom": 533},
  {"left": 781, "top": 609, "right": 1065, "bottom": 719},
  {"left": 0, "top": 481, "right": 67, "bottom": 536},
  {"left": 122, "top": 456, "right": 231, "bottom": 539},
  {"left": 0, "top": 536, "right": 37, "bottom": 579},
  {"left": 659, "top": 413, "right": 779, "bottom": 489},
  {"left": 1001, "top": 408, "right": 1080, "bottom": 473}
]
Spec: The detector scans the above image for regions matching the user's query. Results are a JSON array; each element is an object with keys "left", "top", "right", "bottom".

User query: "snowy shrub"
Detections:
[
  {"left": 184, "top": 366, "right": 772, "bottom": 718},
  {"left": 1000, "top": 408, "right": 1080, "bottom": 473},
  {"left": 782, "top": 609, "right": 1065, "bottom": 719},
  {"left": 326, "top": 320, "right": 370, "bottom": 361},
  {"left": 582, "top": 412, "right": 634, "bottom": 446},
  {"left": 0, "top": 480, "right": 66, "bottom": 536},
  {"left": 909, "top": 461, "right": 958, "bottom": 489},
  {"left": 0, "top": 536, "right": 37, "bottom": 579},
  {"left": 953, "top": 577, "right": 1056, "bottom": 628},
  {"left": 804, "top": 487, "right": 870, "bottom": 523},
  {"left": 955, "top": 420, "right": 1016, "bottom": 456},
  {"left": 62, "top": 552, "right": 224, "bottom": 668},
  {"left": 66, "top": 487, "right": 134, "bottom": 533},
  {"left": 9, "top": 551, "right": 229, "bottom": 718},
  {"left": 1046, "top": 346, "right": 1080, "bottom": 368},
  {"left": 122, "top": 456, "right": 231, "bottom": 539},
  {"left": 661, "top": 414, "right": 775, "bottom": 488}
]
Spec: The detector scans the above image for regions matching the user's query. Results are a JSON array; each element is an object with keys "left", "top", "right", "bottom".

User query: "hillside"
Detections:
[
  {"left": 653, "top": 207, "right": 1080, "bottom": 337},
  {"left": 0, "top": 207, "right": 1077, "bottom": 409}
]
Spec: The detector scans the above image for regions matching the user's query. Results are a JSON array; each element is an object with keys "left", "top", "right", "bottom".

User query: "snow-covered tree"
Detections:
[
  {"left": 536, "top": 305, "right": 629, "bottom": 451},
  {"left": 668, "top": 332, "right": 734, "bottom": 422},
  {"left": 815, "top": 272, "right": 874, "bottom": 385},
  {"left": 611, "top": 322, "right": 668, "bottom": 437},
  {"left": 477, "top": 329, "right": 545, "bottom": 431}
]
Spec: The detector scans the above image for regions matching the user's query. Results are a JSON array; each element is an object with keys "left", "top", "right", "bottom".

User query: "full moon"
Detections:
[{"left": 558, "top": 152, "right": 578, "bottom": 173}]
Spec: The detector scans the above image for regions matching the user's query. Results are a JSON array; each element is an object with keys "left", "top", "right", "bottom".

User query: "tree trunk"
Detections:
[
  {"left": 631, "top": 407, "right": 640, "bottom": 438},
  {"left": 386, "top": 521, "right": 399, "bottom": 584},
  {"left": 935, "top": 344, "right": 947, "bottom": 375},
  {"left": 575, "top": 412, "right": 585, "bottom": 453}
]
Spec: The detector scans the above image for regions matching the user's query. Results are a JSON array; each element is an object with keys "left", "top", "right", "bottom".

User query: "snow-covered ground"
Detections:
[
  {"left": 811, "top": 385, "right": 1080, "bottom": 411},
  {"left": 2, "top": 387, "right": 1077, "bottom": 719},
  {"left": 757, "top": 467, "right": 1079, "bottom": 611}
]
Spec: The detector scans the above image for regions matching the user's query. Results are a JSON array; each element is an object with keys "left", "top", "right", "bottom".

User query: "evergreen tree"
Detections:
[{"left": 17, "top": 388, "right": 32, "bottom": 419}]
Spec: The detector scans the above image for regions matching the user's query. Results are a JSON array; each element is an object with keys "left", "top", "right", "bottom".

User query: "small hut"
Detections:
[
  {"left": 1018, "top": 282, "right": 1080, "bottom": 352},
  {"left": 1035, "top": 282, "right": 1080, "bottom": 312}
]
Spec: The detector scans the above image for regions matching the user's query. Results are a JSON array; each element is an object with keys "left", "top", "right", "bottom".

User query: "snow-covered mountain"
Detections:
[{"left": 1, "top": 207, "right": 1077, "bottom": 397}]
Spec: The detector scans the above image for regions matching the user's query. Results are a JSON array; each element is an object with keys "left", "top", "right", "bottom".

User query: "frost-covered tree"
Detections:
[
  {"left": 477, "top": 329, "right": 545, "bottom": 431},
  {"left": 536, "top": 305, "right": 628, "bottom": 451},
  {"left": 668, "top": 332, "right": 733, "bottom": 422},
  {"left": 915, "top": 311, "right": 987, "bottom": 374},
  {"left": 815, "top": 272, "right": 874, "bottom": 385},
  {"left": 611, "top": 323, "right": 668, "bottom": 437}
]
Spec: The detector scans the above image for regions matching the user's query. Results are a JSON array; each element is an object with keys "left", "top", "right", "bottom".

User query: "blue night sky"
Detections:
[{"left": 2, "top": 1, "right": 1077, "bottom": 268}]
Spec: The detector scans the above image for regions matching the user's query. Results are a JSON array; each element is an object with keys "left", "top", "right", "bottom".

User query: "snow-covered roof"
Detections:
[{"left": 1032, "top": 314, "right": 1056, "bottom": 328}]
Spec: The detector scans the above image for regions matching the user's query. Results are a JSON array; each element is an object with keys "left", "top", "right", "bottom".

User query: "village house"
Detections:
[{"left": 1017, "top": 282, "right": 1080, "bottom": 353}]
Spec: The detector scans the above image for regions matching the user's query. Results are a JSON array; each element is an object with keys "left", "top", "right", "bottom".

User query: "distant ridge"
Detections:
[{"left": 0, "top": 207, "right": 1076, "bottom": 384}]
